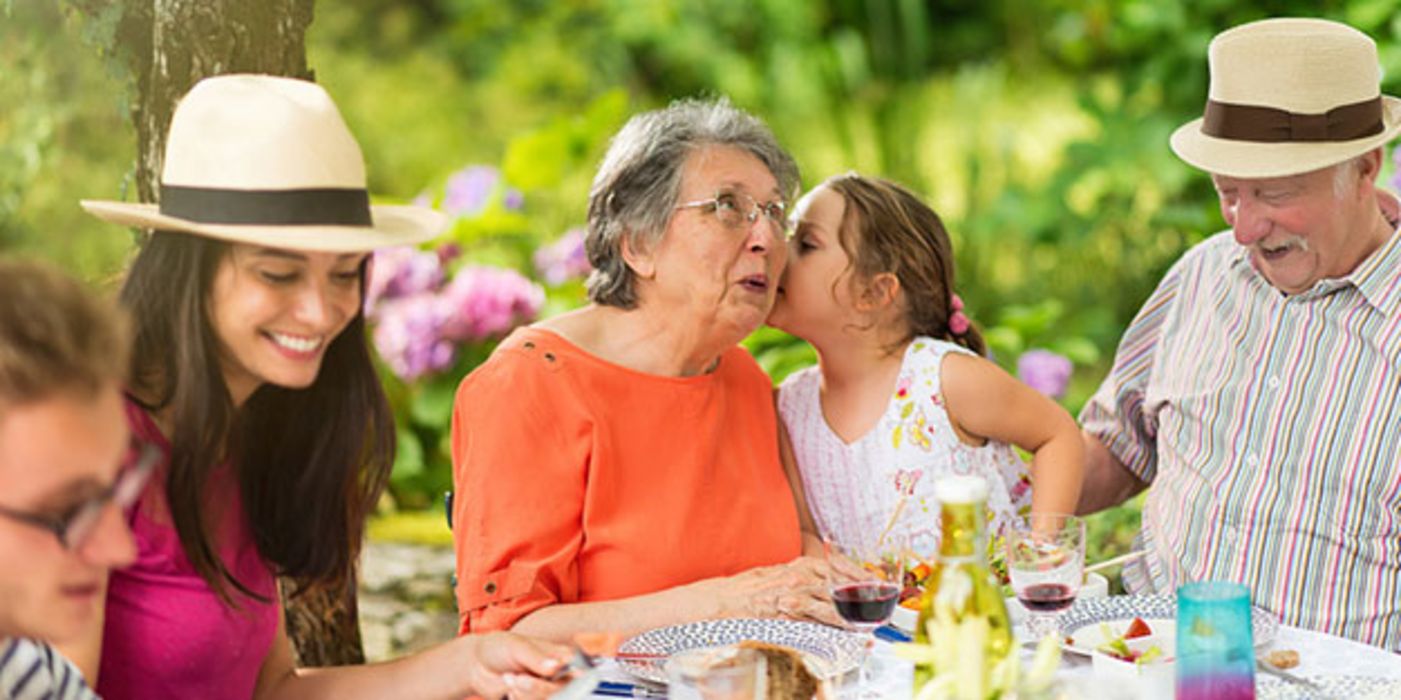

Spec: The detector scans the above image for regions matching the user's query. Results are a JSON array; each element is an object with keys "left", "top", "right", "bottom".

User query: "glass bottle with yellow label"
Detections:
[{"left": 911, "top": 475, "right": 1014, "bottom": 699}]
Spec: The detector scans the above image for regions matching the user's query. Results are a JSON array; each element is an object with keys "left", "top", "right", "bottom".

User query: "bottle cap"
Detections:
[{"left": 933, "top": 475, "right": 989, "bottom": 504}]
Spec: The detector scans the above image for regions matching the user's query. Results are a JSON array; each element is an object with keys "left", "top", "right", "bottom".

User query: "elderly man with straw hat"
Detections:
[{"left": 1077, "top": 17, "right": 1401, "bottom": 651}]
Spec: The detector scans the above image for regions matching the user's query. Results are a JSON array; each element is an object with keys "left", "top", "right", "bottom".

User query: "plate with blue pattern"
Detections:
[
  {"left": 1257, "top": 675, "right": 1401, "bottom": 699},
  {"left": 616, "top": 618, "right": 865, "bottom": 684},
  {"left": 1058, "top": 594, "right": 1279, "bottom": 656}
]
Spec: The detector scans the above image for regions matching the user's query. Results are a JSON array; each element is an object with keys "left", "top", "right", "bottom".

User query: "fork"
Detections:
[{"left": 548, "top": 647, "right": 668, "bottom": 681}]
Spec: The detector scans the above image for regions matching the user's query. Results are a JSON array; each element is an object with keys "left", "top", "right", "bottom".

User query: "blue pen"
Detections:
[
  {"left": 594, "top": 681, "right": 666, "bottom": 698},
  {"left": 874, "top": 624, "right": 911, "bottom": 643}
]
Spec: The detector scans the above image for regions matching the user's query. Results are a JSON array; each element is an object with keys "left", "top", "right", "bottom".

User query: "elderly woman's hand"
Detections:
[
  {"left": 454, "top": 631, "right": 572, "bottom": 700},
  {"left": 710, "top": 556, "right": 845, "bottom": 627}
]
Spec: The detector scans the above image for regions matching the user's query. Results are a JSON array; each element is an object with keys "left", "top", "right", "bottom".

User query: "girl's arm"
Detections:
[
  {"left": 776, "top": 392, "right": 823, "bottom": 556},
  {"left": 940, "top": 353, "right": 1084, "bottom": 514},
  {"left": 252, "top": 604, "right": 570, "bottom": 700}
]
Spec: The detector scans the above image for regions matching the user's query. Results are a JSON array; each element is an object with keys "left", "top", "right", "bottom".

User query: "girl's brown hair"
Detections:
[{"left": 825, "top": 173, "right": 986, "bottom": 356}]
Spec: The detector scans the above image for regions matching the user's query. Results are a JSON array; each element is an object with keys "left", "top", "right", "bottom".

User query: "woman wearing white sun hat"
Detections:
[{"left": 68, "top": 74, "right": 570, "bottom": 700}]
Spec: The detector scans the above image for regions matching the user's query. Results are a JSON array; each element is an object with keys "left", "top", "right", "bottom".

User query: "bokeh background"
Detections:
[{"left": 8, "top": 0, "right": 1401, "bottom": 584}]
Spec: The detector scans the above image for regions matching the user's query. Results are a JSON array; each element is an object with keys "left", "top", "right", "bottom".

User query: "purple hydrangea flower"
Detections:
[
  {"left": 365, "top": 247, "right": 445, "bottom": 316},
  {"left": 533, "top": 228, "right": 591, "bottom": 285},
  {"left": 371, "top": 294, "right": 457, "bottom": 381},
  {"left": 436, "top": 242, "right": 463, "bottom": 265},
  {"left": 443, "top": 165, "right": 500, "bottom": 217},
  {"left": 503, "top": 188, "right": 525, "bottom": 211},
  {"left": 439, "top": 266, "right": 545, "bottom": 343},
  {"left": 1017, "top": 349, "right": 1073, "bottom": 399}
]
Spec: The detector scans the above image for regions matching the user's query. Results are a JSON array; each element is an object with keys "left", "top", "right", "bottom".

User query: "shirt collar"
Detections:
[{"left": 1345, "top": 214, "right": 1401, "bottom": 314}]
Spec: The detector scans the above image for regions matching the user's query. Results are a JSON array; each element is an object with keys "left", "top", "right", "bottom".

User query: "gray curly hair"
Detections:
[{"left": 584, "top": 97, "right": 800, "bottom": 308}]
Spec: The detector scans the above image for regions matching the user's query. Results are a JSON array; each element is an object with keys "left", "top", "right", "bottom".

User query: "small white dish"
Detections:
[
  {"left": 1069, "top": 618, "right": 1176, "bottom": 657},
  {"left": 1057, "top": 594, "right": 1279, "bottom": 657},
  {"left": 890, "top": 604, "right": 918, "bottom": 634},
  {"left": 1090, "top": 635, "right": 1175, "bottom": 700},
  {"left": 1080, "top": 572, "right": 1110, "bottom": 600}
]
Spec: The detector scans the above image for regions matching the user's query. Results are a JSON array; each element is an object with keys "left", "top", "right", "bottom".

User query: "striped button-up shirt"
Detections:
[
  {"left": 0, "top": 638, "right": 98, "bottom": 700},
  {"left": 1081, "top": 226, "right": 1401, "bottom": 651}
]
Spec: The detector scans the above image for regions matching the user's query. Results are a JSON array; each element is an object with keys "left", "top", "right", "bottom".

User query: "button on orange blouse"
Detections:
[{"left": 450, "top": 328, "right": 802, "bottom": 633}]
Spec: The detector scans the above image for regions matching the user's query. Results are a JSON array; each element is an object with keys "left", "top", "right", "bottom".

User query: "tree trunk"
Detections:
[
  {"left": 71, "top": 0, "right": 365, "bottom": 668},
  {"left": 115, "top": 0, "right": 317, "bottom": 201}
]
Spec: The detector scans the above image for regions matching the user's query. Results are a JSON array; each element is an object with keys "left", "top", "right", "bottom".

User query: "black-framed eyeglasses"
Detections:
[
  {"left": 0, "top": 442, "right": 159, "bottom": 550},
  {"left": 675, "top": 190, "right": 789, "bottom": 235}
]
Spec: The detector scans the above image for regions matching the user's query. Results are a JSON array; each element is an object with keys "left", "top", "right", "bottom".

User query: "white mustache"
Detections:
[{"left": 1256, "top": 235, "right": 1310, "bottom": 254}]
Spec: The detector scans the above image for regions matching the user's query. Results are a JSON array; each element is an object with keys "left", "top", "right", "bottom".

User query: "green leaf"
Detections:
[
  {"left": 983, "top": 326, "right": 1024, "bottom": 363},
  {"left": 1049, "top": 337, "right": 1100, "bottom": 366},
  {"left": 410, "top": 378, "right": 458, "bottom": 428},
  {"left": 391, "top": 427, "right": 425, "bottom": 482},
  {"left": 502, "top": 127, "right": 572, "bottom": 190}
]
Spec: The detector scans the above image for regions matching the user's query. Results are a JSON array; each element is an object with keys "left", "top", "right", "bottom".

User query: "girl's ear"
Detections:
[
  {"left": 620, "top": 232, "right": 656, "bottom": 280},
  {"left": 854, "top": 272, "right": 900, "bottom": 312}
]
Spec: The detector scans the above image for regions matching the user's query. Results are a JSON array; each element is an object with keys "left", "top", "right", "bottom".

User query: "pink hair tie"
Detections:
[{"left": 949, "top": 294, "right": 970, "bottom": 335}]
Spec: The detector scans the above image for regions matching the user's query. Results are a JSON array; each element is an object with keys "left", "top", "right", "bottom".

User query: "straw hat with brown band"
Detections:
[
  {"left": 1170, "top": 17, "right": 1401, "bottom": 179},
  {"left": 81, "top": 74, "right": 445, "bottom": 252}
]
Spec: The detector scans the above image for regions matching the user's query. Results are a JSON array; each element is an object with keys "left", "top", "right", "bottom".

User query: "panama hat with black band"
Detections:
[
  {"left": 82, "top": 74, "right": 444, "bottom": 252},
  {"left": 1170, "top": 17, "right": 1401, "bottom": 179}
]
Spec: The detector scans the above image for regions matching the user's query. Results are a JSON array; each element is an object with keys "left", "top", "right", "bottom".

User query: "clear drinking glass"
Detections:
[
  {"left": 666, "top": 646, "right": 768, "bottom": 700},
  {"left": 825, "top": 533, "right": 907, "bottom": 699},
  {"left": 1006, "top": 513, "right": 1086, "bottom": 642}
]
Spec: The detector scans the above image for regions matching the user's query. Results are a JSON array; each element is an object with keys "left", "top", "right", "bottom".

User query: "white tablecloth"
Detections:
[{"left": 588, "top": 622, "right": 1400, "bottom": 698}]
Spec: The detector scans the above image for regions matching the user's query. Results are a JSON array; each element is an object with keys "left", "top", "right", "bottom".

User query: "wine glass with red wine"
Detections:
[
  {"left": 824, "top": 533, "right": 907, "bottom": 698},
  {"left": 1006, "top": 513, "right": 1086, "bottom": 643}
]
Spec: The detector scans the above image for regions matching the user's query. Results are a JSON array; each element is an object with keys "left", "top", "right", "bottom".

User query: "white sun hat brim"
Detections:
[{"left": 80, "top": 200, "right": 445, "bottom": 253}]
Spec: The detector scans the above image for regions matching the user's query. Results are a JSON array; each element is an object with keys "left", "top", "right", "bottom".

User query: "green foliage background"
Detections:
[{"left": 8, "top": 0, "right": 1401, "bottom": 568}]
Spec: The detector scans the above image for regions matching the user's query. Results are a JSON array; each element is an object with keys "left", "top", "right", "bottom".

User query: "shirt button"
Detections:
[
  {"left": 484, "top": 581, "right": 497, "bottom": 595},
  {"left": 1267, "top": 376, "right": 1280, "bottom": 389},
  {"left": 1246, "top": 453, "right": 1259, "bottom": 466}
]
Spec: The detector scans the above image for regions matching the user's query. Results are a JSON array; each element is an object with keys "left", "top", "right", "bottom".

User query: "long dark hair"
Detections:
[
  {"left": 825, "top": 173, "right": 987, "bottom": 356},
  {"left": 120, "top": 231, "right": 395, "bottom": 603}
]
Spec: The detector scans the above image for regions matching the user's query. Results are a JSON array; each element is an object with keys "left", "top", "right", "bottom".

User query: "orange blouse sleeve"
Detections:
[{"left": 450, "top": 342, "right": 591, "bottom": 634}]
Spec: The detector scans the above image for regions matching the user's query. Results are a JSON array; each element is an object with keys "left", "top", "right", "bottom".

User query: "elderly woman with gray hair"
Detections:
[{"left": 449, "top": 98, "right": 835, "bottom": 641}]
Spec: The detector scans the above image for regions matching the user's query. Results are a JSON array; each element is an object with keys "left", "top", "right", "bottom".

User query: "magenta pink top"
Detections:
[{"left": 97, "top": 399, "right": 279, "bottom": 700}]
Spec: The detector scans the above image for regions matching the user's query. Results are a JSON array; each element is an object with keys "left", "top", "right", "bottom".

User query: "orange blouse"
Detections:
[{"left": 450, "top": 327, "right": 802, "bottom": 633}]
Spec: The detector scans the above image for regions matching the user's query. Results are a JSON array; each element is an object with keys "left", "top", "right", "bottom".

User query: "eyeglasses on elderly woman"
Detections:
[
  {"left": 675, "top": 189, "right": 790, "bottom": 236},
  {"left": 0, "top": 441, "right": 159, "bottom": 550}
]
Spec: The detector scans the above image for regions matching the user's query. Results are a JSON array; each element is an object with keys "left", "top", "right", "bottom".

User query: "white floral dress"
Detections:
[{"left": 777, "top": 337, "right": 1032, "bottom": 556}]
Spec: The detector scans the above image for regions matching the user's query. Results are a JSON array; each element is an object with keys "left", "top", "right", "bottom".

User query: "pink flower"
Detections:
[
  {"left": 365, "top": 247, "right": 445, "bottom": 316},
  {"left": 371, "top": 294, "right": 457, "bottom": 381},
  {"left": 439, "top": 266, "right": 545, "bottom": 343},
  {"left": 533, "top": 228, "right": 592, "bottom": 285},
  {"left": 443, "top": 165, "right": 500, "bottom": 217},
  {"left": 1017, "top": 349, "right": 1073, "bottom": 399}
]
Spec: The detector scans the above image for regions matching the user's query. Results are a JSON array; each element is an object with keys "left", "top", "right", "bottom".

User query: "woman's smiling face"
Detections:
[{"left": 208, "top": 245, "right": 367, "bottom": 405}]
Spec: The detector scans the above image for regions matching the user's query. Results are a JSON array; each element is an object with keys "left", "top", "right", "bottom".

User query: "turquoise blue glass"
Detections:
[{"left": 1176, "top": 581, "right": 1255, "bottom": 700}]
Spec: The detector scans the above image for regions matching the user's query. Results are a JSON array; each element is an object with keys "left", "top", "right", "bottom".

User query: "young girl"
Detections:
[
  {"left": 65, "top": 75, "right": 567, "bottom": 700},
  {"left": 768, "top": 172, "right": 1083, "bottom": 555}
]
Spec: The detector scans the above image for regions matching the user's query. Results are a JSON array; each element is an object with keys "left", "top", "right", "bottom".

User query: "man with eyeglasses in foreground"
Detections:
[{"left": 0, "top": 259, "right": 149, "bottom": 699}]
